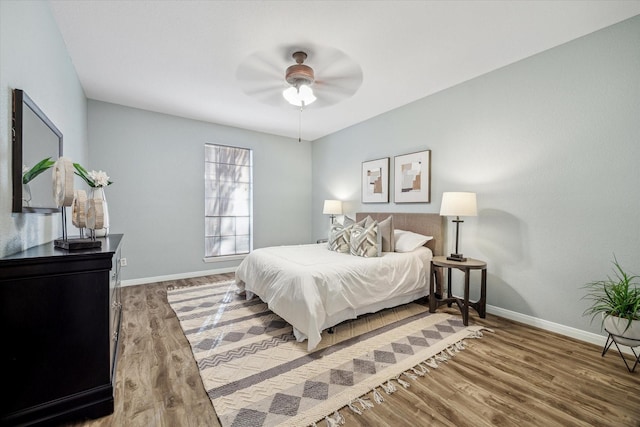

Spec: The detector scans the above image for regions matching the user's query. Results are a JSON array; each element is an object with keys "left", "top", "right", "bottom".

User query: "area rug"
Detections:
[{"left": 167, "top": 279, "right": 490, "bottom": 427}]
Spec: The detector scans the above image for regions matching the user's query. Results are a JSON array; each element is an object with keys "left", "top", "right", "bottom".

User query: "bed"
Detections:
[{"left": 235, "top": 212, "right": 444, "bottom": 351}]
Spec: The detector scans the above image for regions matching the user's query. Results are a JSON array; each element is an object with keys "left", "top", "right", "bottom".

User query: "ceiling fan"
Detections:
[
  {"left": 237, "top": 45, "right": 363, "bottom": 110},
  {"left": 282, "top": 51, "right": 317, "bottom": 107}
]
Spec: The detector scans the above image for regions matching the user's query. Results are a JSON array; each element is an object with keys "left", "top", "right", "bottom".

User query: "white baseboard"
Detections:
[
  {"left": 487, "top": 305, "right": 635, "bottom": 356},
  {"left": 121, "top": 267, "right": 237, "bottom": 287}
]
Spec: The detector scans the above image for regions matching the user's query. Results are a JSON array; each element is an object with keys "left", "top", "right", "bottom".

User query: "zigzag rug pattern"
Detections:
[
  {"left": 198, "top": 334, "right": 296, "bottom": 370},
  {"left": 167, "top": 279, "right": 488, "bottom": 427}
]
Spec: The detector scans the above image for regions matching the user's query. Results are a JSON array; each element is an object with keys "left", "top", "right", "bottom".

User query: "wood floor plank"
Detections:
[
  {"left": 482, "top": 327, "right": 639, "bottom": 419},
  {"left": 64, "top": 274, "right": 640, "bottom": 427},
  {"left": 447, "top": 355, "right": 597, "bottom": 426}
]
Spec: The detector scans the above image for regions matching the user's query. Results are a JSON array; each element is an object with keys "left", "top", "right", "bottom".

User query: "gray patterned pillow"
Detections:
[
  {"left": 350, "top": 221, "right": 380, "bottom": 257},
  {"left": 343, "top": 216, "right": 356, "bottom": 227},
  {"left": 328, "top": 222, "right": 353, "bottom": 253}
]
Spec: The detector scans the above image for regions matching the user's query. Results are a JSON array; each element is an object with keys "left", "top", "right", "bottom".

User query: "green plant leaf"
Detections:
[
  {"left": 22, "top": 157, "right": 55, "bottom": 184},
  {"left": 73, "top": 163, "right": 96, "bottom": 187},
  {"left": 581, "top": 255, "right": 640, "bottom": 331}
]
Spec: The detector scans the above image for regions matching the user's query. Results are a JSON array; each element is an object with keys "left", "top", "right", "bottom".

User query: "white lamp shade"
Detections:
[
  {"left": 440, "top": 192, "right": 477, "bottom": 217},
  {"left": 323, "top": 199, "right": 343, "bottom": 215},
  {"left": 283, "top": 84, "right": 317, "bottom": 107}
]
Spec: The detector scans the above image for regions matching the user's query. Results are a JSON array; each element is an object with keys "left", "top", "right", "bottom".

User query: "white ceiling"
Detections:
[{"left": 49, "top": 1, "right": 640, "bottom": 142}]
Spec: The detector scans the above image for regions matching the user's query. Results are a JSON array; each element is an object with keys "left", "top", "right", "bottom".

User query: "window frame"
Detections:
[{"left": 203, "top": 143, "right": 253, "bottom": 261}]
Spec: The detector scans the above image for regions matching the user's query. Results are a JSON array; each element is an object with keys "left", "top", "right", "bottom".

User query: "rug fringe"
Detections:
[
  {"left": 372, "top": 387, "right": 384, "bottom": 404},
  {"left": 324, "top": 410, "right": 345, "bottom": 427},
  {"left": 424, "top": 358, "right": 439, "bottom": 369},
  {"left": 361, "top": 396, "right": 375, "bottom": 411},
  {"left": 309, "top": 326, "right": 491, "bottom": 426},
  {"left": 380, "top": 380, "right": 396, "bottom": 394},
  {"left": 396, "top": 375, "right": 411, "bottom": 388},
  {"left": 403, "top": 370, "right": 418, "bottom": 380},
  {"left": 347, "top": 401, "right": 362, "bottom": 415}
]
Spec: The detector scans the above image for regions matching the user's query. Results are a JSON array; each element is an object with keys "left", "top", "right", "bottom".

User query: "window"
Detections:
[{"left": 204, "top": 144, "right": 253, "bottom": 258}]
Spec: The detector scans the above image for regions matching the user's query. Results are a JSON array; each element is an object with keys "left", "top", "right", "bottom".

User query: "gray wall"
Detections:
[
  {"left": 312, "top": 16, "right": 640, "bottom": 336},
  {"left": 88, "top": 101, "right": 312, "bottom": 280},
  {"left": 0, "top": 0, "right": 88, "bottom": 258}
]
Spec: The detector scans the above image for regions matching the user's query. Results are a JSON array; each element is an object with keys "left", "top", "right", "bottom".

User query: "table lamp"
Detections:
[
  {"left": 440, "top": 192, "right": 477, "bottom": 262},
  {"left": 323, "top": 200, "right": 342, "bottom": 224}
]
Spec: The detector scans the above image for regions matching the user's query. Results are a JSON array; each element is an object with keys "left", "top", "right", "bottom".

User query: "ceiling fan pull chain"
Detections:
[{"left": 299, "top": 104, "right": 303, "bottom": 142}]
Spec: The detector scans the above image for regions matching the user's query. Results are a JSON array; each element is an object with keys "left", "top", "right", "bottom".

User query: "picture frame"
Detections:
[
  {"left": 394, "top": 150, "right": 431, "bottom": 203},
  {"left": 361, "top": 157, "right": 389, "bottom": 203}
]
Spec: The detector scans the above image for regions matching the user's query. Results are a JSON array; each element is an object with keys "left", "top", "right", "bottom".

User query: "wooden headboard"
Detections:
[{"left": 356, "top": 212, "right": 444, "bottom": 256}]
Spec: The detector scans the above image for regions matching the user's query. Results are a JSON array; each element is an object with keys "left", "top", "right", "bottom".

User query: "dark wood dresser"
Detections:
[{"left": 0, "top": 234, "right": 123, "bottom": 426}]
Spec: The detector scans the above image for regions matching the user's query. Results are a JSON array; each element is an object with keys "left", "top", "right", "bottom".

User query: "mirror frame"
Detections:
[{"left": 12, "top": 89, "right": 63, "bottom": 213}]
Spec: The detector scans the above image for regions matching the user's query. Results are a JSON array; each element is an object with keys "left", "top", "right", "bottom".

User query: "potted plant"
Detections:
[{"left": 583, "top": 256, "right": 640, "bottom": 347}]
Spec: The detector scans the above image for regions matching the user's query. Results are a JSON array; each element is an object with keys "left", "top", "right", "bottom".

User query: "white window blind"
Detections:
[{"left": 204, "top": 144, "right": 253, "bottom": 258}]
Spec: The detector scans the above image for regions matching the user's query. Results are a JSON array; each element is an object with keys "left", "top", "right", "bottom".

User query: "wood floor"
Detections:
[{"left": 66, "top": 274, "right": 640, "bottom": 427}]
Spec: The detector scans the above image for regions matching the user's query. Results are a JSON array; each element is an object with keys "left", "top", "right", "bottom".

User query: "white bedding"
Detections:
[{"left": 235, "top": 243, "right": 432, "bottom": 351}]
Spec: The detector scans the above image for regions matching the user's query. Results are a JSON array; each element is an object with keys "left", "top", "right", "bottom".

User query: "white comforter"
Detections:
[{"left": 235, "top": 243, "right": 432, "bottom": 351}]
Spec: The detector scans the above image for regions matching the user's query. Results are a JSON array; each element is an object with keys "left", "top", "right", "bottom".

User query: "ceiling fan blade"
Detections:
[
  {"left": 238, "top": 79, "right": 281, "bottom": 97},
  {"left": 249, "top": 90, "right": 286, "bottom": 106},
  {"left": 243, "top": 84, "right": 281, "bottom": 97},
  {"left": 315, "top": 61, "right": 362, "bottom": 91},
  {"left": 315, "top": 76, "right": 361, "bottom": 94},
  {"left": 309, "top": 47, "right": 362, "bottom": 80},
  {"left": 237, "top": 51, "right": 283, "bottom": 102},
  {"left": 310, "top": 77, "right": 362, "bottom": 108},
  {"left": 310, "top": 92, "right": 346, "bottom": 108},
  {"left": 237, "top": 50, "right": 283, "bottom": 80},
  {"left": 308, "top": 47, "right": 363, "bottom": 107}
]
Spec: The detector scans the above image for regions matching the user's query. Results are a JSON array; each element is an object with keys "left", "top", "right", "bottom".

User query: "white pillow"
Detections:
[{"left": 394, "top": 229, "right": 433, "bottom": 252}]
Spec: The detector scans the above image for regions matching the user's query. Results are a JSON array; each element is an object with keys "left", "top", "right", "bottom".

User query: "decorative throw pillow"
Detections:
[
  {"left": 328, "top": 222, "right": 353, "bottom": 253},
  {"left": 377, "top": 215, "right": 394, "bottom": 253},
  {"left": 394, "top": 229, "right": 433, "bottom": 252},
  {"left": 356, "top": 216, "right": 370, "bottom": 228},
  {"left": 343, "top": 216, "right": 356, "bottom": 227},
  {"left": 350, "top": 221, "right": 380, "bottom": 257}
]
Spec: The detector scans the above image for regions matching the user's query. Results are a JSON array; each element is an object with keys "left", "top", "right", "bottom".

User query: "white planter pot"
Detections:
[{"left": 603, "top": 315, "right": 640, "bottom": 347}]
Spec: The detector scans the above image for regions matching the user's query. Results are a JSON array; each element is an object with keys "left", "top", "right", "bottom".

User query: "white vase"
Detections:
[
  {"left": 91, "top": 187, "right": 109, "bottom": 237},
  {"left": 22, "top": 183, "right": 32, "bottom": 207},
  {"left": 604, "top": 315, "right": 640, "bottom": 347}
]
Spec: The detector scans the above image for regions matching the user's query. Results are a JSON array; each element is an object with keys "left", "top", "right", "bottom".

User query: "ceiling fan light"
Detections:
[
  {"left": 298, "top": 84, "right": 316, "bottom": 104},
  {"left": 282, "top": 87, "right": 300, "bottom": 106},
  {"left": 282, "top": 84, "right": 316, "bottom": 107}
]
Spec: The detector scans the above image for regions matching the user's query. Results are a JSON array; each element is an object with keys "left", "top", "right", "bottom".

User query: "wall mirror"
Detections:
[{"left": 12, "top": 89, "right": 63, "bottom": 213}]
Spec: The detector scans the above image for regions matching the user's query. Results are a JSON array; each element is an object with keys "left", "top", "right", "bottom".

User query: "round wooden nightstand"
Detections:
[{"left": 429, "top": 255, "right": 487, "bottom": 325}]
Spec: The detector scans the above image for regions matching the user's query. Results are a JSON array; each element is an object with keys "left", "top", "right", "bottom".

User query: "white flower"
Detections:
[{"left": 89, "top": 170, "right": 110, "bottom": 187}]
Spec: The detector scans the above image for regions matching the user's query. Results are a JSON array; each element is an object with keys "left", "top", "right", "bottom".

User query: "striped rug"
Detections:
[{"left": 167, "top": 279, "right": 489, "bottom": 427}]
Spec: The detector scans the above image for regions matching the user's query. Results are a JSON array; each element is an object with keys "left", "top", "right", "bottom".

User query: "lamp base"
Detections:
[
  {"left": 447, "top": 253, "right": 467, "bottom": 262},
  {"left": 55, "top": 238, "right": 102, "bottom": 251}
]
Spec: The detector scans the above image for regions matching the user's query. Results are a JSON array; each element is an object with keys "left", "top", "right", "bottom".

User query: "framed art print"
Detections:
[
  {"left": 361, "top": 157, "right": 389, "bottom": 203},
  {"left": 394, "top": 150, "right": 431, "bottom": 203}
]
